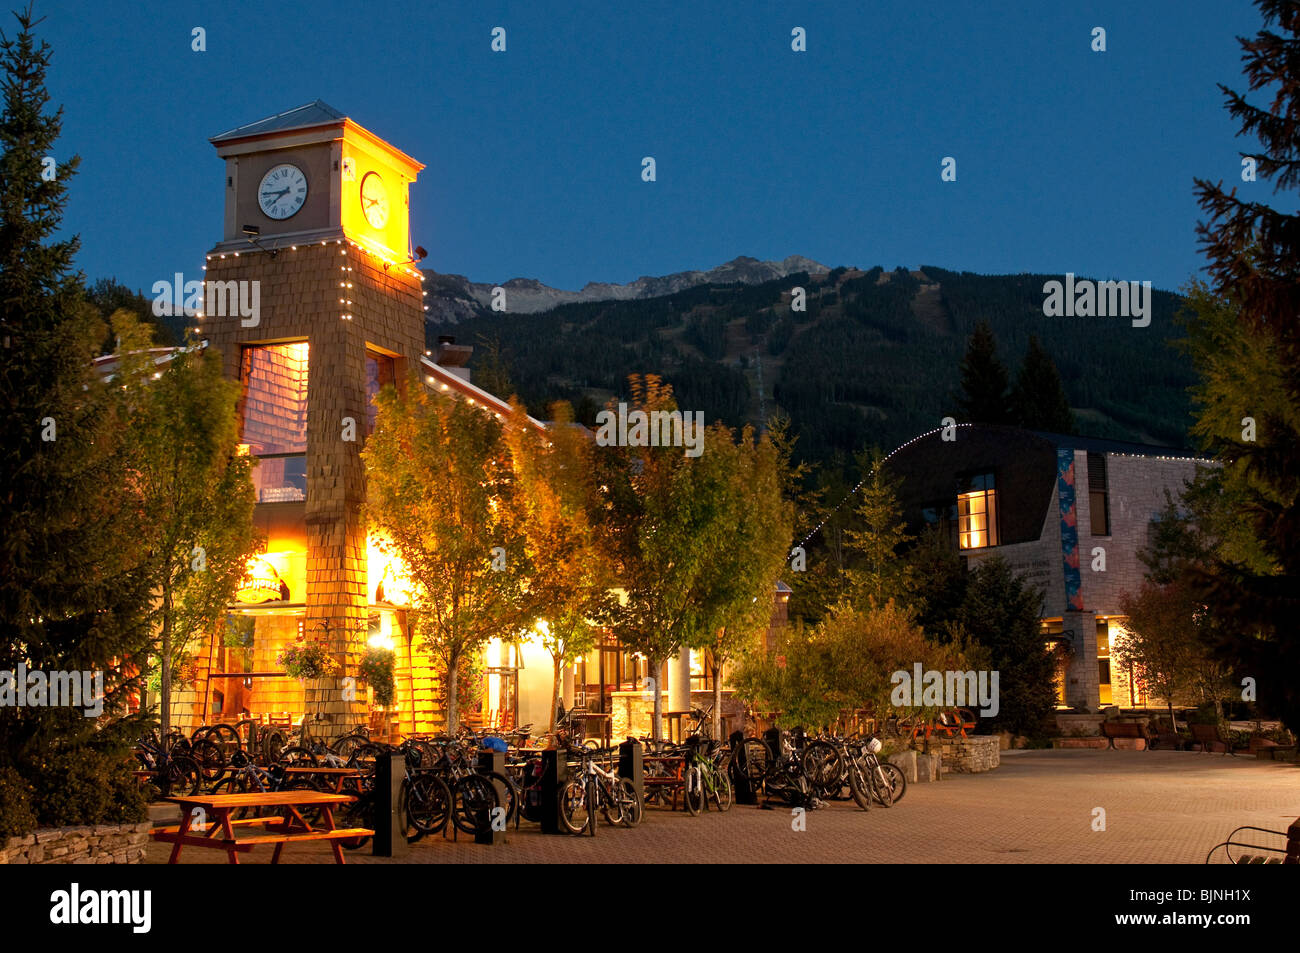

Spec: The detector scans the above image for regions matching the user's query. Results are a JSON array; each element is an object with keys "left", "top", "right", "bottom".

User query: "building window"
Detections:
[
  {"left": 1087, "top": 451, "right": 1110, "bottom": 537},
  {"left": 365, "top": 349, "right": 396, "bottom": 436},
  {"left": 240, "top": 343, "right": 308, "bottom": 502},
  {"left": 957, "top": 472, "right": 998, "bottom": 550},
  {"left": 1097, "top": 617, "right": 1113, "bottom": 705}
]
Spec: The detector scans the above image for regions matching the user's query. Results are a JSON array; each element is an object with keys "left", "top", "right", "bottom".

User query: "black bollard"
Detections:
[
  {"left": 540, "top": 749, "right": 567, "bottom": 835},
  {"left": 372, "top": 752, "right": 408, "bottom": 858},
  {"left": 474, "top": 749, "right": 508, "bottom": 845},
  {"left": 730, "top": 730, "right": 758, "bottom": 805},
  {"left": 617, "top": 738, "right": 643, "bottom": 805}
]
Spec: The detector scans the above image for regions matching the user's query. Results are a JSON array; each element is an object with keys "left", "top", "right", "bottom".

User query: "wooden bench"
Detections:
[
  {"left": 1190, "top": 723, "right": 1245, "bottom": 755},
  {"left": 152, "top": 791, "right": 370, "bottom": 864},
  {"left": 1101, "top": 721, "right": 1150, "bottom": 750}
]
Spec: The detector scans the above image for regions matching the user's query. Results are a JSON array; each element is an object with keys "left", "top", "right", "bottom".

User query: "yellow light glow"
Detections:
[
  {"left": 368, "top": 533, "right": 413, "bottom": 606},
  {"left": 235, "top": 555, "right": 283, "bottom": 603}
]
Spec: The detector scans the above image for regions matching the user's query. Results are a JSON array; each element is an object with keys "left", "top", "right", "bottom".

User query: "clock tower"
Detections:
[{"left": 202, "top": 101, "right": 427, "bottom": 730}]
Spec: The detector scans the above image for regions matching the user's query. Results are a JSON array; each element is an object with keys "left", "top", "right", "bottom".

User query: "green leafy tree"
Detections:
[
  {"left": 589, "top": 375, "right": 739, "bottom": 742},
  {"left": 1011, "top": 334, "right": 1075, "bottom": 433},
  {"left": 1192, "top": 0, "right": 1300, "bottom": 732},
  {"left": 1116, "top": 581, "right": 1232, "bottom": 727},
  {"left": 115, "top": 313, "right": 259, "bottom": 740},
  {"left": 955, "top": 320, "right": 1011, "bottom": 424},
  {"left": 363, "top": 382, "right": 533, "bottom": 730},
  {"left": 504, "top": 400, "right": 611, "bottom": 730},
  {"left": 0, "top": 10, "right": 153, "bottom": 816},
  {"left": 686, "top": 422, "right": 794, "bottom": 739}
]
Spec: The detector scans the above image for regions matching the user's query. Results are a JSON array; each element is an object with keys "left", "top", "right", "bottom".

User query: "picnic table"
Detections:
[
  {"left": 643, "top": 755, "right": 687, "bottom": 811},
  {"left": 151, "top": 791, "right": 371, "bottom": 865},
  {"left": 283, "top": 765, "right": 367, "bottom": 795}
]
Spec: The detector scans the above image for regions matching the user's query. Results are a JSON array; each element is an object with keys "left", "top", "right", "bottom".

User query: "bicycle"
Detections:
[
  {"left": 557, "top": 746, "right": 643, "bottom": 834},
  {"left": 682, "top": 739, "right": 733, "bottom": 815},
  {"left": 134, "top": 730, "right": 204, "bottom": 798}
]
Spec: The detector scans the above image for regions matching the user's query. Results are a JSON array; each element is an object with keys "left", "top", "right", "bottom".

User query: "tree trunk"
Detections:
[
  {"left": 446, "top": 649, "right": 459, "bottom": 732},
  {"left": 550, "top": 653, "right": 562, "bottom": 732},
  {"left": 651, "top": 658, "right": 665, "bottom": 744},
  {"left": 711, "top": 657, "right": 724, "bottom": 741},
  {"left": 160, "top": 581, "right": 172, "bottom": 740}
]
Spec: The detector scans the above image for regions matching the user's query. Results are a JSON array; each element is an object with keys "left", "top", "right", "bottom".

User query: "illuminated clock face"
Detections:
[
  {"left": 360, "top": 171, "right": 389, "bottom": 228},
  {"left": 257, "top": 164, "right": 308, "bottom": 220}
]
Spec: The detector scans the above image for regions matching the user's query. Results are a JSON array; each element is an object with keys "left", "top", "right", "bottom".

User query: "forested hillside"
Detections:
[{"left": 433, "top": 265, "right": 1196, "bottom": 467}]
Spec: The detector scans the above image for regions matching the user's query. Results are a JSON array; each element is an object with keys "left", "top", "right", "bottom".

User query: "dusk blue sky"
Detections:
[{"left": 34, "top": 0, "right": 1264, "bottom": 295}]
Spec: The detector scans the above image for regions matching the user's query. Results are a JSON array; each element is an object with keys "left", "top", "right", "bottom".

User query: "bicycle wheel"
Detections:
[
  {"left": 736, "top": 738, "right": 771, "bottom": 784},
  {"left": 872, "top": 761, "right": 904, "bottom": 806},
  {"left": 261, "top": 728, "right": 287, "bottom": 764},
  {"left": 338, "top": 792, "right": 373, "bottom": 849},
  {"left": 485, "top": 771, "right": 520, "bottom": 826},
  {"left": 868, "top": 759, "right": 894, "bottom": 807},
  {"left": 847, "top": 757, "right": 872, "bottom": 811},
  {"left": 683, "top": 764, "right": 705, "bottom": 816},
  {"left": 278, "top": 746, "right": 317, "bottom": 767},
  {"left": 189, "top": 739, "right": 225, "bottom": 782},
  {"left": 599, "top": 778, "right": 625, "bottom": 827},
  {"left": 801, "top": 741, "right": 842, "bottom": 789},
  {"left": 406, "top": 773, "right": 452, "bottom": 835},
  {"left": 452, "top": 774, "right": 499, "bottom": 835},
  {"left": 614, "top": 778, "right": 643, "bottom": 828},
  {"left": 557, "top": 778, "right": 591, "bottom": 835},
  {"left": 330, "top": 732, "right": 367, "bottom": 761},
  {"left": 163, "top": 757, "right": 203, "bottom": 797},
  {"left": 204, "top": 723, "right": 242, "bottom": 758},
  {"left": 711, "top": 766, "right": 733, "bottom": 813}
]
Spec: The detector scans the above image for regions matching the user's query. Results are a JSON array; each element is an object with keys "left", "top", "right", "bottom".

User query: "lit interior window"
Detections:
[{"left": 957, "top": 472, "right": 998, "bottom": 549}]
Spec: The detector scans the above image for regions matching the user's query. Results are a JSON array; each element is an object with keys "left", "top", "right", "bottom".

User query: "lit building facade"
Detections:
[{"left": 885, "top": 423, "right": 1212, "bottom": 711}]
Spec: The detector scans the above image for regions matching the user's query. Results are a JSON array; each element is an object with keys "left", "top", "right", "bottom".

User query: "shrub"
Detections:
[
  {"left": 28, "top": 746, "right": 147, "bottom": 829},
  {"left": 0, "top": 766, "right": 37, "bottom": 838}
]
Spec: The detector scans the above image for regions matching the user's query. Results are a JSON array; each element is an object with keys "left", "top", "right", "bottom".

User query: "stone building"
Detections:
[
  {"left": 884, "top": 423, "right": 1212, "bottom": 711},
  {"left": 138, "top": 102, "right": 773, "bottom": 741}
]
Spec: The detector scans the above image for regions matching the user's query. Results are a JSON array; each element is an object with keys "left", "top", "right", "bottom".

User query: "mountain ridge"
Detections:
[{"left": 423, "top": 254, "right": 830, "bottom": 322}]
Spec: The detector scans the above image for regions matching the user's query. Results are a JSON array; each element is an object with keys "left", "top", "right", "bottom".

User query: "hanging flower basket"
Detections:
[
  {"left": 277, "top": 639, "right": 340, "bottom": 681},
  {"left": 359, "top": 646, "right": 396, "bottom": 708}
]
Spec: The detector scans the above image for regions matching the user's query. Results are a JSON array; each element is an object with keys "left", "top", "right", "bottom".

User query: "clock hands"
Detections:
[{"left": 261, "top": 188, "right": 291, "bottom": 201}]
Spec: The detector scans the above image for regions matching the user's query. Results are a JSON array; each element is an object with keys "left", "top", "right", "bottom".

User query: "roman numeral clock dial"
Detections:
[{"left": 257, "top": 163, "right": 308, "bottom": 220}]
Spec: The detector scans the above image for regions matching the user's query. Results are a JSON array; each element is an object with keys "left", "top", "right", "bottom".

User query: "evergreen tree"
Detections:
[
  {"left": 1011, "top": 335, "right": 1075, "bottom": 433},
  {"left": 0, "top": 10, "right": 152, "bottom": 822},
  {"left": 843, "top": 448, "right": 915, "bottom": 606},
  {"left": 954, "top": 558, "right": 1055, "bottom": 736},
  {"left": 1191, "top": 0, "right": 1300, "bottom": 732},
  {"left": 955, "top": 321, "right": 1012, "bottom": 424}
]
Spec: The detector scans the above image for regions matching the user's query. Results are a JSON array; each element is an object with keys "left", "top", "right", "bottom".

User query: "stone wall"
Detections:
[
  {"left": 910, "top": 735, "right": 1000, "bottom": 773},
  {"left": 0, "top": 822, "right": 152, "bottom": 865},
  {"left": 609, "top": 690, "right": 744, "bottom": 741}
]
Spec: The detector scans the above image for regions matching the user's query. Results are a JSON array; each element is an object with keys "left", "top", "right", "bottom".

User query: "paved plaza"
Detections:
[{"left": 145, "top": 749, "right": 1300, "bottom": 864}]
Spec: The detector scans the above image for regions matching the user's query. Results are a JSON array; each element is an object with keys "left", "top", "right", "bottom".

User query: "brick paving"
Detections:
[{"left": 144, "top": 749, "right": 1300, "bottom": 864}]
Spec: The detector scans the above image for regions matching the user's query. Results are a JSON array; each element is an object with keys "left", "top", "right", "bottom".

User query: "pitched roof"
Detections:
[{"left": 210, "top": 100, "right": 347, "bottom": 143}]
